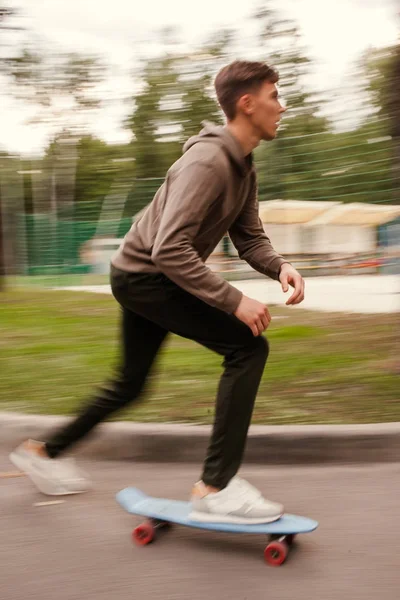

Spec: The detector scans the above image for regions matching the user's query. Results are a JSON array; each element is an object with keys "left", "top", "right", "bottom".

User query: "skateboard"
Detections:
[{"left": 116, "top": 487, "right": 318, "bottom": 566}]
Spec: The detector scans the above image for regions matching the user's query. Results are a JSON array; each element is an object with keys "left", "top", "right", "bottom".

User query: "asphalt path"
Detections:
[{"left": 1, "top": 459, "right": 399, "bottom": 600}]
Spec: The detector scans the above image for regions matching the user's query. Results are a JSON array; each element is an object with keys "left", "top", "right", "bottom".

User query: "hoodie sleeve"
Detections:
[
  {"left": 228, "top": 176, "right": 289, "bottom": 280},
  {"left": 151, "top": 161, "right": 243, "bottom": 314}
]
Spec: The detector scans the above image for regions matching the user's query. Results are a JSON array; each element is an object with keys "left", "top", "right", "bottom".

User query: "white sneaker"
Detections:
[
  {"left": 189, "top": 476, "right": 284, "bottom": 524},
  {"left": 9, "top": 440, "right": 91, "bottom": 496}
]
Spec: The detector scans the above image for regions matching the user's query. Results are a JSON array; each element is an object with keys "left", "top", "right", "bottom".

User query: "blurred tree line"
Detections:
[{"left": 0, "top": 1, "right": 399, "bottom": 232}]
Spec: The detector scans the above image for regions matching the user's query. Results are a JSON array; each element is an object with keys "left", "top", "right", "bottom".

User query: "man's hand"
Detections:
[
  {"left": 234, "top": 295, "right": 271, "bottom": 336},
  {"left": 279, "top": 263, "right": 305, "bottom": 305}
]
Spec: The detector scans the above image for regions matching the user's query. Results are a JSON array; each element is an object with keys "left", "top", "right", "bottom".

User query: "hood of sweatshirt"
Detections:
[{"left": 182, "top": 121, "right": 253, "bottom": 177}]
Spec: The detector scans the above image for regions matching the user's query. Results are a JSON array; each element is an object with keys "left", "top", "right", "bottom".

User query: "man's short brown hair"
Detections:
[{"left": 214, "top": 60, "right": 279, "bottom": 121}]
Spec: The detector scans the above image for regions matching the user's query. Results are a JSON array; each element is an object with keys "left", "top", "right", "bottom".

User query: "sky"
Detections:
[{"left": 1, "top": 0, "right": 398, "bottom": 155}]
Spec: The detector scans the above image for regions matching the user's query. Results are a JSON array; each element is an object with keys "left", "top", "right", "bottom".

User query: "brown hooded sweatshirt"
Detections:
[{"left": 112, "top": 122, "right": 288, "bottom": 314}]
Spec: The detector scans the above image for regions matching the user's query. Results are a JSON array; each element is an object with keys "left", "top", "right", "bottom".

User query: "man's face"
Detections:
[{"left": 244, "top": 82, "right": 286, "bottom": 140}]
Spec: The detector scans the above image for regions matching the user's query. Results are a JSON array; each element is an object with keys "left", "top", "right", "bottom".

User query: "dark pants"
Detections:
[{"left": 45, "top": 266, "right": 269, "bottom": 489}]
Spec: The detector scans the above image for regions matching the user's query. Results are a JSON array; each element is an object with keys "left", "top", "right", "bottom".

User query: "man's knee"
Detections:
[
  {"left": 230, "top": 334, "right": 269, "bottom": 365},
  {"left": 249, "top": 334, "right": 269, "bottom": 363},
  {"left": 97, "top": 372, "right": 146, "bottom": 410}
]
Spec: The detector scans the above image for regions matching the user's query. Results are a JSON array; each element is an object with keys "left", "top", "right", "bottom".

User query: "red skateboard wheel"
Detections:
[
  {"left": 132, "top": 522, "right": 155, "bottom": 546},
  {"left": 264, "top": 541, "right": 288, "bottom": 566}
]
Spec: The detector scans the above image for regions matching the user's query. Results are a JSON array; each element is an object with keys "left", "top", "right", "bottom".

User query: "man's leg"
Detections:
[
  {"left": 200, "top": 334, "right": 268, "bottom": 489},
  {"left": 10, "top": 305, "right": 167, "bottom": 494},
  {"left": 112, "top": 269, "right": 268, "bottom": 490},
  {"left": 45, "top": 308, "right": 168, "bottom": 457}
]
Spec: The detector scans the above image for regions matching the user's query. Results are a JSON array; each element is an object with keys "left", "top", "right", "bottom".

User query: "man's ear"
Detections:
[{"left": 237, "top": 94, "right": 255, "bottom": 115}]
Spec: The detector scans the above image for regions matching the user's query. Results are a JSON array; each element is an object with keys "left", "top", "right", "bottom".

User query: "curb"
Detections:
[{"left": 1, "top": 412, "right": 400, "bottom": 465}]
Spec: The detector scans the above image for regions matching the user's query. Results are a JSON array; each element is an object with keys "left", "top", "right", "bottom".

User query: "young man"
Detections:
[{"left": 10, "top": 60, "right": 305, "bottom": 524}]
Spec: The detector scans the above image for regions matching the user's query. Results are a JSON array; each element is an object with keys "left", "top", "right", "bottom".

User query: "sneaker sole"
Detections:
[
  {"left": 188, "top": 510, "right": 284, "bottom": 525},
  {"left": 9, "top": 451, "right": 89, "bottom": 496}
]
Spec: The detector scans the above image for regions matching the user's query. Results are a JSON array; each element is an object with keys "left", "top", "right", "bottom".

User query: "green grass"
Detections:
[{"left": 1, "top": 287, "right": 399, "bottom": 425}]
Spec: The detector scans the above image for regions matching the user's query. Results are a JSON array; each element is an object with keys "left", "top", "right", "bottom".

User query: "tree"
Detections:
[
  {"left": 252, "top": 3, "right": 326, "bottom": 132},
  {"left": 386, "top": 45, "right": 400, "bottom": 201},
  {"left": 176, "top": 30, "right": 231, "bottom": 140},
  {"left": 125, "top": 30, "right": 229, "bottom": 212},
  {"left": 0, "top": 4, "right": 24, "bottom": 289},
  {"left": 250, "top": 3, "right": 331, "bottom": 201},
  {"left": 363, "top": 44, "right": 400, "bottom": 135},
  {"left": 5, "top": 48, "right": 105, "bottom": 137},
  {"left": 5, "top": 44, "right": 108, "bottom": 225},
  {"left": 126, "top": 55, "right": 181, "bottom": 179},
  {"left": 360, "top": 43, "right": 400, "bottom": 203}
]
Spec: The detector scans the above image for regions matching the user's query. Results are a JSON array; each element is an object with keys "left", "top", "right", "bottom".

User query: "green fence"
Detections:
[{"left": 16, "top": 214, "right": 133, "bottom": 287}]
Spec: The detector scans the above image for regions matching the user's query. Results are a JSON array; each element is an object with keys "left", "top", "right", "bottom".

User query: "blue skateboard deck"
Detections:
[{"left": 116, "top": 487, "right": 318, "bottom": 566}]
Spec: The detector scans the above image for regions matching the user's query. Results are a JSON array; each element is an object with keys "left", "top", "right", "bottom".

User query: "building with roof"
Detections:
[
  {"left": 258, "top": 200, "right": 339, "bottom": 255},
  {"left": 257, "top": 200, "right": 400, "bottom": 257},
  {"left": 210, "top": 199, "right": 400, "bottom": 276},
  {"left": 302, "top": 202, "right": 400, "bottom": 255}
]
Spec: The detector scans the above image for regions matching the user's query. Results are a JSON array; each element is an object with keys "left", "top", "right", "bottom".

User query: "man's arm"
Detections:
[
  {"left": 151, "top": 161, "right": 243, "bottom": 314},
  {"left": 228, "top": 176, "right": 289, "bottom": 280},
  {"left": 229, "top": 176, "right": 305, "bottom": 305}
]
